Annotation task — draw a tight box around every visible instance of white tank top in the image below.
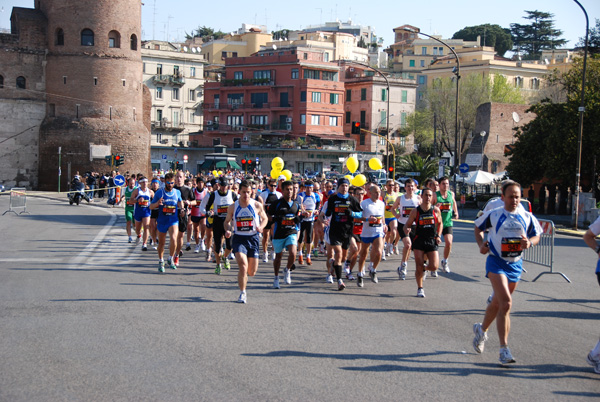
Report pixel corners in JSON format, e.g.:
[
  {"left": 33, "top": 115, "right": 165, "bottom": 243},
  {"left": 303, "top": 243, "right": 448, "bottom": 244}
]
[
  {"left": 399, "top": 194, "right": 420, "bottom": 225},
  {"left": 232, "top": 200, "right": 260, "bottom": 236},
  {"left": 213, "top": 190, "right": 235, "bottom": 219}
]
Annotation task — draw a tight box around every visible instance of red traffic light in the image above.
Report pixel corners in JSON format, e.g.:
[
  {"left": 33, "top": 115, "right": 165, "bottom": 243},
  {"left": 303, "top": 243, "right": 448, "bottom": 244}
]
[
  {"left": 388, "top": 166, "right": 394, "bottom": 172},
  {"left": 241, "top": 159, "right": 246, "bottom": 164},
  {"left": 115, "top": 155, "right": 121, "bottom": 161},
  {"left": 354, "top": 122, "right": 360, "bottom": 128}
]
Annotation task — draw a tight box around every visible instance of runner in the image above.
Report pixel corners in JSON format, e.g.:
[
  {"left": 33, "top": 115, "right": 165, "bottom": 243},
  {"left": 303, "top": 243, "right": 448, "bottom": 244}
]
[
  {"left": 224, "top": 180, "right": 268, "bottom": 303},
  {"left": 403, "top": 187, "right": 443, "bottom": 298},
  {"left": 435, "top": 176, "right": 459, "bottom": 273},
  {"left": 190, "top": 176, "right": 209, "bottom": 253},
  {"left": 203, "top": 180, "right": 216, "bottom": 262},
  {"left": 472, "top": 180, "right": 541, "bottom": 365},
  {"left": 173, "top": 171, "right": 196, "bottom": 267},
  {"left": 320, "top": 178, "right": 362, "bottom": 291},
  {"left": 199, "top": 176, "right": 238, "bottom": 274},
  {"left": 259, "top": 179, "right": 282, "bottom": 263},
  {"left": 357, "top": 184, "right": 386, "bottom": 287},
  {"left": 123, "top": 177, "right": 137, "bottom": 243},
  {"left": 343, "top": 186, "right": 366, "bottom": 281},
  {"left": 128, "top": 177, "right": 154, "bottom": 251},
  {"left": 383, "top": 179, "right": 400, "bottom": 260},
  {"left": 268, "top": 180, "right": 302, "bottom": 288},
  {"left": 149, "top": 178, "right": 160, "bottom": 249},
  {"left": 297, "top": 180, "right": 320, "bottom": 266},
  {"left": 394, "top": 179, "right": 421, "bottom": 280},
  {"left": 149, "top": 172, "right": 184, "bottom": 272},
  {"left": 583, "top": 215, "right": 600, "bottom": 374}
]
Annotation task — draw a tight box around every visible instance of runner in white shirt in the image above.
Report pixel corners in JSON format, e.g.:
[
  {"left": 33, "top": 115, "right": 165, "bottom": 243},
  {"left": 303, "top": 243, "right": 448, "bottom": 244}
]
[
  {"left": 356, "top": 185, "right": 387, "bottom": 288},
  {"left": 472, "top": 180, "right": 542, "bottom": 365},
  {"left": 393, "top": 179, "right": 421, "bottom": 280},
  {"left": 583, "top": 215, "right": 600, "bottom": 374}
]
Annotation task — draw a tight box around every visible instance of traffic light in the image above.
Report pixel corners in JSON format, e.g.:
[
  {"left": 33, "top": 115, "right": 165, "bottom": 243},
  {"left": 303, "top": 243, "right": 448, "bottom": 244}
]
[
  {"left": 351, "top": 121, "right": 361, "bottom": 134},
  {"left": 115, "top": 154, "right": 124, "bottom": 166},
  {"left": 105, "top": 155, "right": 114, "bottom": 166}
]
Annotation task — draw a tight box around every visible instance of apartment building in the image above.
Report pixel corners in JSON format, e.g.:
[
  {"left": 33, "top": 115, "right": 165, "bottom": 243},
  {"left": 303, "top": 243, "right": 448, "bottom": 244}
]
[{"left": 200, "top": 24, "right": 272, "bottom": 66}]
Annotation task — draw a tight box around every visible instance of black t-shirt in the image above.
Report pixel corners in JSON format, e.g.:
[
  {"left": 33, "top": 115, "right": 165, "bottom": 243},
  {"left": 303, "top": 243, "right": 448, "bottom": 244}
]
[
  {"left": 175, "top": 185, "right": 195, "bottom": 212},
  {"left": 269, "top": 198, "right": 301, "bottom": 239},
  {"left": 325, "top": 193, "right": 362, "bottom": 234}
]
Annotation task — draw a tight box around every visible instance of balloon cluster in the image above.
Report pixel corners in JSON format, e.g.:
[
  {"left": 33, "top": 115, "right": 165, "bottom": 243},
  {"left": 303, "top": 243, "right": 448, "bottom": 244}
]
[{"left": 270, "top": 157, "right": 292, "bottom": 180}]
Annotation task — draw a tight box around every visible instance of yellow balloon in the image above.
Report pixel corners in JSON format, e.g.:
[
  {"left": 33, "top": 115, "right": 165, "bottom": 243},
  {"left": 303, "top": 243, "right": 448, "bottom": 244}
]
[
  {"left": 218, "top": 170, "right": 223, "bottom": 176},
  {"left": 352, "top": 174, "right": 367, "bottom": 187},
  {"left": 271, "top": 168, "right": 282, "bottom": 179},
  {"left": 271, "top": 157, "right": 284, "bottom": 171},
  {"left": 281, "top": 169, "right": 292, "bottom": 181},
  {"left": 345, "top": 175, "right": 353, "bottom": 182},
  {"left": 346, "top": 156, "right": 359, "bottom": 173},
  {"left": 212, "top": 170, "right": 218, "bottom": 177},
  {"left": 368, "top": 158, "right": 383, "bottom": 171}
]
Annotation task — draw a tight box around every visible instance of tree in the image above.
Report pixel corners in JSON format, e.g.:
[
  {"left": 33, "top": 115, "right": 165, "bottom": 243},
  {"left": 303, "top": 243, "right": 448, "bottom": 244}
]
[
  {"left": 491, "top": 75, "right": 525, "bottom": 104},
  {"left": 576, "top": 18, "right": 600, "bottom": 56},
  {"left": 452, "top": 24, "right": 513, "bottom": 57},
  {"left": 510, "top": 10, "right": 567, "bottom": 59},
  {"left": 272, "top": 29, "right": 290, "bottom": 41},
  {"left": 507, "top": 56, "right": 600, "bottom": 187},
  {"left": 396, "top": 154, "right": 440, "bottom": 180},
  {"left": 185, "top": 26, "right": 226, "bottom": 42}
]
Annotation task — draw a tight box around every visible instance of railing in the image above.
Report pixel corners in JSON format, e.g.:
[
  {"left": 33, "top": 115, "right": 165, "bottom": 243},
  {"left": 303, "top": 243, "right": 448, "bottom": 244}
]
[
  {"left": 202, "top": 102, "right": 293, "bottom": 110},
  {"left": 152, "top": 74, "right": 185, "bottom": 86},
  {"left": 205, "top": 123, "right": 292, "bottom": 132},
  {"left": 220, "top": 78, "right": 274, "bottom": 87}
]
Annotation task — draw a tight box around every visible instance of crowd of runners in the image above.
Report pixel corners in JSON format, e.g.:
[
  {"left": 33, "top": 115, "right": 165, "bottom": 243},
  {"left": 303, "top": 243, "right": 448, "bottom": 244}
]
[{"left": 102, "top": 168, "right": 600, "bottom": 371}]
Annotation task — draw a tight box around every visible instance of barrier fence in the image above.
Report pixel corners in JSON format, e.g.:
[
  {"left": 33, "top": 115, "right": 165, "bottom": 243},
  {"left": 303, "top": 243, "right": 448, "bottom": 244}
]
[
  {"left": 2, "top": 188, "right": 30, "bottom": 216},
  {"left": 527, "top": 219, "right": 570, "bottom": 283}
]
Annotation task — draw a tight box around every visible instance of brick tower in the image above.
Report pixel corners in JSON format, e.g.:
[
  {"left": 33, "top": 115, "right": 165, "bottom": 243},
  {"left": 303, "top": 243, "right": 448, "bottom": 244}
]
[{"left": 38, "top": 0, "right": 151, "bottom": 189}]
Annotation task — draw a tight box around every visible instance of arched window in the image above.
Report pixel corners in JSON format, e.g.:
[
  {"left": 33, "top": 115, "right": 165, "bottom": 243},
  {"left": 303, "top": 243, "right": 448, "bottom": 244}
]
[
  {"left": 0, "top": 75, "right": 4, "bottom": 88},
  {"left": 130, "top": 34, "right": 138, "bottom": 51},
  {"left": 16, "top": 76, "right": 26, "bottom": 89},
  {"left": 81, "top": 29, "right": 94, "bottom": 46},
  {"left": 108, "top": 30, "right": 120, "bottom": 48},
  {"left": 55, "top": 28, "right": 64, "bottom": 46}
]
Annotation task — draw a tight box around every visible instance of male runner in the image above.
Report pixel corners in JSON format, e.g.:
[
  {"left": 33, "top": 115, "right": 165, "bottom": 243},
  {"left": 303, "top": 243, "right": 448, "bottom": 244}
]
[
  {"left": 343, "top": 186, "right": 366, "bottom": 281},
  {"left": 394, "top": 179, "right": 421, "bottom": 280},
  {"left": 297, "top": 180, "right": 320, "bottom": 266},
  {"left": 583, "top": 215, "right": 600, "bottom": 374},
  {"left": 357, "top": 184, "right": 386, "bottom": 287},
  {"left": 191, "top": 176, "right": 209, "bottom": 253},
  {"left": 472, "top": 181, "right": 541, "bottom": 365},
  {"left": 124, "top": 177, "right": 137, "bottom": 243},
  {"left": 224, "top": 180, "right": 268, "bottom": 303},
  {"left": 128, "top": 177, "right": 154, "bottom": 251},
  {"left": 149, "top": 178, "right": 160, "bottom": 249},
  {"left": 259, "top": 179, "right": 282, "bottom": 263},
  {"left": 436, "top": 176, "right": 459, "bottom": 273},
  {"left": 173, "top": 170, "right": 196, "bottom": 266},
  {"left": 383, "top": 179, "right": 400, "bottom": 258}
]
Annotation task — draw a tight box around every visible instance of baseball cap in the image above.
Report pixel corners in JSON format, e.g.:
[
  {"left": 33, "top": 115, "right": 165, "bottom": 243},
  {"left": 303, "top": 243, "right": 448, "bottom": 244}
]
[
  {"left": 278, "top": 175, "right": 286, "bottom": 181},
  {"left": 218, "top": 176, "right": 229, "bottom": 186},
  {"left": 338, "top": 177, "right": 350, "bottom": 185}
]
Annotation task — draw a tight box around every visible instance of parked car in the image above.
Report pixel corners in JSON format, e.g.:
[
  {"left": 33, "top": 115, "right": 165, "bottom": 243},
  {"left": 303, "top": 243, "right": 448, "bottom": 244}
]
[
  {"left": 325, "top": 171, "right": 340, "bottom": 180},
  {"left": 477, "top": 196, "right": 533, "bottom": 218}
]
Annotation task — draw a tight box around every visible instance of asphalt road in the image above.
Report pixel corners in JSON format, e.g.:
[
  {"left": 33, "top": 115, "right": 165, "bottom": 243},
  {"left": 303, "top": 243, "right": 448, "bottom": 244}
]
[{"left": 1, "top": 194, "right": 599, "bottom": 401}]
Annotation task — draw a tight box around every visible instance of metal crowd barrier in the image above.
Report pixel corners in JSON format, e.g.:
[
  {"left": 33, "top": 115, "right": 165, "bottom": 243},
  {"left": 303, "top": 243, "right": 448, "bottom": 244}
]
[
  {"left": 528, "top": 219, "right": 570, "bottom": 283},
  {"left": 2, "top": 188, "right": 30, "bottom": 216}
]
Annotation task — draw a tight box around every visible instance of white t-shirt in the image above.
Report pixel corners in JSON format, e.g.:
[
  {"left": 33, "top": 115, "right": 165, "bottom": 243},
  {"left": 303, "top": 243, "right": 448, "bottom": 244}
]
[
  {"left": 398, "top": 194, "right": 420, "bottom": 225},
  {"left": 484, "top": 197, "right": 526, "bottom": 213},
  {"left": 475, "top": 207, "right": 542, "bottom": 262},
  {"left": 360, "top": 198, "right": 386, "bottom": 238},
  {"left": 589, "top": 215, "right": 600, "bottom": 236}
]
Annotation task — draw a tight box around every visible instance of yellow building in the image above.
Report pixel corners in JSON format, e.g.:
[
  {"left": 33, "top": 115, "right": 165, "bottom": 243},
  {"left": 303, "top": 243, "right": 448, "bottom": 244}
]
[{"left": 200, "top": 25, "right": 272, "bottom": 65}]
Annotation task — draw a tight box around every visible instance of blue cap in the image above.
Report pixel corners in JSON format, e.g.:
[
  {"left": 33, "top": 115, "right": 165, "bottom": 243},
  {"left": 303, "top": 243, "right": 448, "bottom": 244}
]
[{"left": 338, "top": 178, "right": 350, "bottom": 185}]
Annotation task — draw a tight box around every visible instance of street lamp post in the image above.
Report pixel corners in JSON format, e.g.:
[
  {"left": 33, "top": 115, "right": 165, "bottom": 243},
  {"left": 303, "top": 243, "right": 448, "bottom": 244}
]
[
  {"left": 573, "top": 0, "right": 589, "bottom": 229},
  {"left": 375, "top": 114, "right": 394, "bottom": 156},
  {"left": 403, "top": 28, "right": 460, "bottom": 190}
]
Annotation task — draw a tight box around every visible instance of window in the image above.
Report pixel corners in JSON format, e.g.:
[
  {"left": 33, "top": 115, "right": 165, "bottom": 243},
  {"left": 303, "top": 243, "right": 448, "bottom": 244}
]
[
  {"left": 130, "top": 34, "right": 137, "bottom": 50},
  {"left": 345, "top": 111, "right": 351, "bottom": 124},
  {"left": 173, "top": 111, "right": 180, "bottom": 127},
  {"left": 515, "top": 76, "right": 523, "bottom": 88},
  {"left": 157, "top": 64, "right": 162, "bottom": 75},
  {"left": 409, "top": 59, "right": 415, "bottom": 67},
  {"left": 420, "top": 60, "right": 425, "bottom": 67},
  {"left": 421, "top": 47, "right": 427, "bottom": 55},
  {"left": 221, "top": 51, "right": 227, "bottom": 60},
  {"left": 232, "top": 52, "right": 238, "bottom": 58},
  {"left": 234, "top": 71, "right": 243, "bottom": 80},
  {"left": 291, "top": 68, "right": 299, "bottom": 79},
  {"left": 63, "top": 76, "right": 67, "bottom": 84},
  {"left": 156, "top": 87, "right": 163, "bottom": 99},
  {"left": 55, "top": 28, "right": 64, "bottom": 46},
  {"left": 0, "top": 75, "right": 4, "bottom": 88},
  {"left": 303, "top": 69, "right": 320, "bottom": 80},
  {"left": 322, "top": 71, "right": 337, "bottom": 81},
  {"left": 400, "top": 136, "right": 405, "bottom": 147},
  {"left": 16, "top": 76, "right": 26, "bottom": 89},
  {"left": 173, "top": 65, "right": 180, "bottom": 76},
  {"left": 227, "top": 115, "right": 243, "bottom": 128},
  {"left": 360, "top": 110, "right": 366, "bottom": 125},
  {"left": 189, "top": 89, "right": 195, "bottom": 102},
  {"left": 172, "top": 88, "right": 179, "bottom": 100},
  {"left": 303, "top": 53, "right": 308, "bottom": 59},
  {"left": 360, "top": 88, "right": 367, "bottom": 101},
  {"left": 401, "top": 90, "right": 408, "bottom": 103},
  {"left": 250, "top": 115, "right": 268, "bottom": 125},
  {"left": 227, "top": 93, "right": 244, "bottom": 106},
  {"left": 156, "top": 109, "right": 163, "bottom": 121},
  {"left": 330, "top": 93, "right": 339, "bottom": 104},
  {"left": 401, "top": 112, "right": 407, "bottom": 128},
  {"left": 81, "top": 29, "right": 94, "bottom": 46},
  {"left": 329, "top": 116, "right": 338, "bottom": 126},
  {"left": 300, "top": 114, "right": 306, "bottom": 125},
  {"left": 311, "top": 115, "right": 320, "bottom": 125},
  {"left": 346, "top": 89, "right": 352, "bottom": 102},
  {"left": 439, "top": 47, "right": 443, "bottom": 55},
  {"left": 324, "top": 52, "right": 330, "bottom": 62},
  {"left": 311, "top": 92, "right": 321, "bottom": 103},
  {"left": 300, "top": 91, "right": 306, "bottom": 102},
  {"left": 433, "top": 47, "right": 438, "bottom": 55},
  {"left": 418, "top": 76, "right": 426, "bottom": 85},
  {"left": 188, "top": 111, "right": 195, "bottom": 124},
  {"left": 250, "top": 92, "right": 268, "bottom": 107},
  {"left": 190, "top": 67, "right": 196, "bottom": 77},
  {"left": 531, "top": 77, "right": 540, "bottom": 90},
  {"left": 360, "top": 132, "right": 365, "bottom": 145},
  {"left": 253, "top": 70, "right": 271, "bottom": 80},
  {"left": 108, "top": 30, "right": 120, "bottom": 48},
  {"left": 381, "top": 88, "right": 387, "bottom": 101}
]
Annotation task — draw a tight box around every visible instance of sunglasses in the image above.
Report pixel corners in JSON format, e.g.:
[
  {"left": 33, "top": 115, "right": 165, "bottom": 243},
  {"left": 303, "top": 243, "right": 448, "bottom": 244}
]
[
  {"left": 269, "top": 184, "right": 276, "bottom": 188},
  {"left": 251, "top": 187, "right": 257, "bottom": 190},
  {"left": 165, "top": 181, "right": 174, "bottom": 184}
]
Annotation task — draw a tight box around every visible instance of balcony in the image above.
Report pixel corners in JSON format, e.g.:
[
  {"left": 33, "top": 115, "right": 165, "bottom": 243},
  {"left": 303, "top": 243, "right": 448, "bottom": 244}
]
[
  {"left": 220, "top": 78, "right": 274, "bottom": 87},
  {"left": 153, "top": 120, "right": 185, "bottom": 132},
  {"left": 152, "top": 74, "right": 185, "bottom": 86},
  {"left": 202, "top": 101, "right": 293, "bottom": 111},
  {"left": 205, "top": 123, "right": 292, "bottom": 133}
]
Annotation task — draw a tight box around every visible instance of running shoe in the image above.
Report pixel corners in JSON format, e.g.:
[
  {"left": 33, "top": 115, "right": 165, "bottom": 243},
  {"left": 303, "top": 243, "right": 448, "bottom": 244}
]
[
  {"left": 128, "top": 236, "right": 133, "bottom": 243},
  {"left": 431, "top": 270, "right": 438, "bottom": 278},
  {"left": 313, "top": 249, "right": 319, "bottom": 258},
  {"left": 327, "top": 258, "right": 334, "bottom": 271},
  {"left": 343, "top": 262, "right": 351, "bottom": 276},
  {"left": 153, "top": 244, "right": 158, "bottom": 250},
  {"left": 357, "top": 275, "right": 364, "bottom": 287},
  {"left": 395, "top": 245, "right": 400, "bottom": 255},
  {"left": 472, "top": 323, "right": 488, "bottom": 353},
  {"left": 158, "top": 261, "right": 165, "bottom": 273},
  {"left": 416, "top": 288, "right": 425, "bottom": 298},
  {"left": 586, "top": 352, "right": 600, "bottom": 374},
  {"left": 319, "top": 242, "right": 325, "bottom": 254},
  {"left": 289, "top": 263, "right": 296, "bottom": 271},
  {"left": 194, "top": 244, "right": 201, "bottom": 253},
  {"left": 284, "top": 268, "right": 291, "bottom": 285},
  {"left": 326, "top": 275, "right": 334, "bottom": 283},
  {"left": 136, "top": 236, "right": 141, "bottom": 245},
  {"left": 229, "top": 253, "right": 235, "bottom": 260},
  {"left": 442, "top": 259, "right": 451, "bottom": 273},
  {"left": 169, "top": 259, "right": 177, "bottom": 270},
  {"left": 142, "top": 244, "right": 148, "bottom": 251},
  {"left": 223, "top": 259, "right": 231, "bottom": 270},
  {"left": 422, "top": 270, "right": 427, "bottom": 280},
  {"left": 306, "top": 256, "right": 312, "bottom": 265},
  {"left": 272, "top": 251, "right": 276, "bottom": 260},
  {"left": 201, "top": 241, "right": 206, "bottom": 251},
  {"left": 215, "top": 263, "right": 222, "bottom": 275},
  {"left": 369, "top": 270, "right": 378, "bottom": 283},
  {"left": 185, "top": 243, "right": 192, "bottom": 251},
  {"left": 499, "top": 347, "right": 516, "bottom": 365},
  {"left": 263, "top": 252, "right": 269, "bottom": 263},
  {"left": 397, "top": 265, "right": 407, "bottom": 281},
  {"left": 273, "top": 276, "right": 280, "bottom": 289},
  {"left": 338, "top": 279, "right": 346, "bottom": 291},
  {"left": 237, "top": 291, "right": 247, "bottom": 304},
  {"left": 298, "top": 254, "right": 304, "bottom": 265},
  {"left": 148, "top": 238, "right": 153, "bottom": 245},
  {"left": 346, "top": 272, "right": 356, "bottom": 281},
  {"left": 381, "top": 250, "right": 387, "bottom": 261},
  {"left": 179, "top": 250, "right": 183, "bottom": 257},
  {"left": 173, "top": 256, "right": 179, "bottom": 267}
]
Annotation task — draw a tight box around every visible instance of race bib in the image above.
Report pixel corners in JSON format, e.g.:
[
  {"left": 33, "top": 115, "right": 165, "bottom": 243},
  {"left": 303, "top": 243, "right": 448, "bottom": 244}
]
[
  {"left": 282, "top": 213, "right": 296, "bottom": 228},
  {"left": 439, "top": 202, "right": 451, "bottom": 212},
  {"left": 236, "top": 216, "right": 254, "bottom": 232},
  {"left": 162, "top": 205, "right": 176, "bottom": 216},
  {"left": 402, "top": 207, "right": 414, "bottom": 217},
  {"left": 217, "top": 205, "right": 229, "bottom": 218},
  {"left": 138, "top": 199, "right": 149, "bottom": 207},
  {"left": 501, "top": 237, "right": 522, "bottom": 258},
  {"left": 369, "top": 215, "right": 383, "bottom": 227}
]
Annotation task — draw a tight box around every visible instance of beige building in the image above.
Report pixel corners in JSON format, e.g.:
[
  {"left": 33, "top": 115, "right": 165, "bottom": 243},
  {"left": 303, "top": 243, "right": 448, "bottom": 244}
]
[
  {"left": 200, "top": 24, "right": 272, "bottom": 66},
  {"left": 142, "top": 40, "right": 207, "bottom": 147}
]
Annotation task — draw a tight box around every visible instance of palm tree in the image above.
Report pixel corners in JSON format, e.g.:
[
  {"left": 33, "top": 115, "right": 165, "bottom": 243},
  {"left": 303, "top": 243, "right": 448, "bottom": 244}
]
[{"left": 396, "top": 154, "right": 440, "bottom": 180}]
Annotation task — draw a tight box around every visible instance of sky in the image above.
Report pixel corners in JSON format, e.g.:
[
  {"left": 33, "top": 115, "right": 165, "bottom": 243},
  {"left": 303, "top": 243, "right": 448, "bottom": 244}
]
[{"left": 1, "top": 0, "right": 598, "bottom": 49}]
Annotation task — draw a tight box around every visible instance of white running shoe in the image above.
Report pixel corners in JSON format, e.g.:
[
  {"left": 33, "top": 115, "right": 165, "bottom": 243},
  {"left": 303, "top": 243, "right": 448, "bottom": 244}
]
[
  {"left": 136, "top": 236, "right": 141, "bottom": 245},
  {"left": 194, "top": 244, "right": 201, "bottom": 253},
  {"left": 272, "top": 251, "right": 276, "bottom": 260},
  {"left": 397, "top": 266, "right": 406, "bottom": 280},
  {"left": 284, "top": 268, "right": 291, "bottom": 285},
  {"left": 343, "top": 261, "right": 351, "bottom": 276},
  {"left": 326, "top": 275, "right": 334, "bottom": 283},
  {"left": 442, "top": 259, "right": 451, "bottom": 273},
  {"left": 431, "top": 270, "right": 438, "bottom": 278},
  {"left": 416, "top": 288, "right": 425, "bottom": 298},
  {"left": 472, "top": 323, "right": 488, "bottom": 353},
  {"left": 382, "top": 250, "right": 387, "bottom": 261},
  {"left": 499, "top": 347, "right": 516, "bottom": 365},
  {"left": 586, "top": 352, "right": 600, "bottom": 374},
  {"left": 237, "top": 291, "right": 247, "bottom": 304},
  {"left": 263, "top": 252, "right": 269, "bottom": 263},
  {"left": 200, "top": 241, "right": 206, "bottom": 251},
  {"left": 346, "top": 272, "right": 356, "bottom": 281},
  {"left": 273, "top": 276, "right": 280, "bottom": 289}
]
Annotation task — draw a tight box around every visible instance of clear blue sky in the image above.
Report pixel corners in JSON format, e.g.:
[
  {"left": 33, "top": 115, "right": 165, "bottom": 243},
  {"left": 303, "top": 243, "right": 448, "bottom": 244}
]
[{"left": 1, "top": 0, "right": 598, "bottom": 49}]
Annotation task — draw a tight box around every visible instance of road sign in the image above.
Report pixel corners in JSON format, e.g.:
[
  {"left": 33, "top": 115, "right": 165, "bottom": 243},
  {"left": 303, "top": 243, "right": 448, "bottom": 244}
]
[
  {"left": 113, "top": 175, "right": 125, "bottom": 187},
  {"left": 405, "top": 172, "right": 421, "bottom": 177},
  {"left": 459, "top": 163, "right": 469, "bottom": 174},
  {"left": 183, "top": 154, "right": 188, "bottom": 162},
  {"left": 438, "top": 160, "right": 446, "bottom": 178},
  {"left": 162, "top": 154, "right": 167, "bottom": 160}
]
